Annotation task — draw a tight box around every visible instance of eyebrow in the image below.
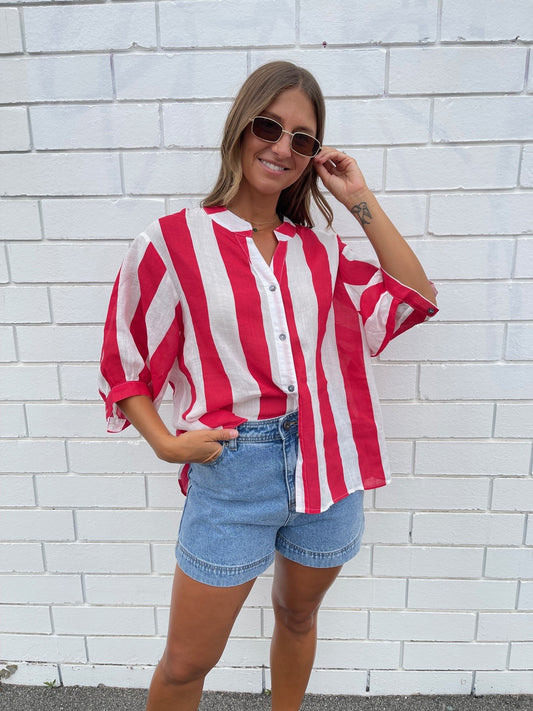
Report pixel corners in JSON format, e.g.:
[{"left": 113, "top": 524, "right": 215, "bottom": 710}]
[{"left": 261, "top": 110, "right": 316, "bottom": 136}]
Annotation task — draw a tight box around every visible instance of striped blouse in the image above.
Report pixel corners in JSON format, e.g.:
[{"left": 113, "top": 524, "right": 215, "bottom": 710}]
[{"left": 99, "top": 206, "right": 437, "bottom": 513}]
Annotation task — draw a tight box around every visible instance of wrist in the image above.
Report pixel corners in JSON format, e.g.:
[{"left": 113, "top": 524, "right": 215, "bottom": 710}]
[
  {"left": 153, "top": 431, "right": 181, "bottom": 462},
  {"left": 342, "top": 186, "right": 373, "bottom": 212}
]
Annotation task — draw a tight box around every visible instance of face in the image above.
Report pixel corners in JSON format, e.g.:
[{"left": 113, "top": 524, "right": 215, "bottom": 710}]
[{"left": 237, "top": 87, "right": 318, "bottom": 202}]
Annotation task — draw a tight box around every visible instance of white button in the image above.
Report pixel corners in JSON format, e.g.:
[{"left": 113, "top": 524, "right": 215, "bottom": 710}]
[{"left": 279, "top": 334, "right": 286, "bottom": 341}]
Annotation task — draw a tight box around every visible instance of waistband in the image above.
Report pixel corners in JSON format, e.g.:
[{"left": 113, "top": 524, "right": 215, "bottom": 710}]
[{"left": 232, "top": 411, "right": 299, "bottom": 442}]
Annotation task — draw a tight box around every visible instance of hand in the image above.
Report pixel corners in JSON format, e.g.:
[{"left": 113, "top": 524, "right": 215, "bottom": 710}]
[
  {"left": 156, "top": 428, "right": 239, "bottom": 464},
  {"left": 313, "top": 147, "right": 369, "bottom": 207}
]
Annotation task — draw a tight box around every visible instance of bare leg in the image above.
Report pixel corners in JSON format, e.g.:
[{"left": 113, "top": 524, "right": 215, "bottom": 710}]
[
  {"left": 146, "top": 565, "right": 255, "bottom": 711},
  {"left": 270, "top": 553, "right": 342, "bottom": 711}
]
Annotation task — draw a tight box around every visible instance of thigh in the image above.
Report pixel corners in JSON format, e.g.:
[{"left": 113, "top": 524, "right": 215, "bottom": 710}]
[
  {"left": 163, "top": 564, "right": 255, "bottom": 671},
  {"left": 271, "top": 552, "right": 341, "bottom": 619}
]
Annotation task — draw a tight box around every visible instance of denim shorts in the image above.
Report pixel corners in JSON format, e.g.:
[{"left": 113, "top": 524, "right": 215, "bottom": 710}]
[{"left": 176, "top": 411, "right": 365, "bottom": 587}]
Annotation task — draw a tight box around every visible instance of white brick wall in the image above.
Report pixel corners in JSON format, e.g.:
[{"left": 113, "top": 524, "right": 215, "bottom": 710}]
[{"left": 0, "top": 0, "right": 531, "bottom": 698}]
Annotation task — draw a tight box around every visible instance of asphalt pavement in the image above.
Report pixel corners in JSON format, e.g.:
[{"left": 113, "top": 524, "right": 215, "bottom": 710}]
[{"left": 0, "top": 687, "right": 532, "bottom": 711}]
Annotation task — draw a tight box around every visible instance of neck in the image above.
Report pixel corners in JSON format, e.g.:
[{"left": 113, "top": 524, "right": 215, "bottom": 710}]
[{"left": 228, "top": 185, "right": 281, "bottom": 226}]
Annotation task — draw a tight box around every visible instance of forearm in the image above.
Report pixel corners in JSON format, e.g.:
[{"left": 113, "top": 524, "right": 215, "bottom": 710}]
[
  {"left": 117, "top": 395, "right": 175, "bottom": 460},
  {"left": 344, "top": 188, "right": 437, "bottom": 305}
]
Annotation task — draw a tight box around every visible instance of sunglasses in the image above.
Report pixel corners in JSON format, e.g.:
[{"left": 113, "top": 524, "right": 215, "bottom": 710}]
[{"left": 249, "top": 116, "right": 321, "bottom": 158}]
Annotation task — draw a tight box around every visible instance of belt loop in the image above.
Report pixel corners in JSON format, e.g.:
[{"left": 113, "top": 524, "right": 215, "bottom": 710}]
[{"left": 227, "top": 437, "right": 238, "bottom": 451}]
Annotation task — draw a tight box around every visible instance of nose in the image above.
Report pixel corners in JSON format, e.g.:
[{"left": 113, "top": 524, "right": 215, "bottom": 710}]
[{"left": 271, "top": 131, "right": 292, "bottom": 158}]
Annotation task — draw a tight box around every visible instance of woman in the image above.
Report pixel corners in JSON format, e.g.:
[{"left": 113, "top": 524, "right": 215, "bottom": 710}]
[{"left": 99, "top": 61, "right": 437, "bottom": 711}]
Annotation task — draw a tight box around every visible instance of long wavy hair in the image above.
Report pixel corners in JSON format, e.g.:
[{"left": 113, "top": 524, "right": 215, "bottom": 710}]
[{"left": 202, "top": 61, "right": 333, "bottom": 229}]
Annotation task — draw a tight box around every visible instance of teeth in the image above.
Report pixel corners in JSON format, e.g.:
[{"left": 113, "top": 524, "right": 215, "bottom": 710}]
[{"left": 260, "top": 159, "right": 285, "bottom": 172}]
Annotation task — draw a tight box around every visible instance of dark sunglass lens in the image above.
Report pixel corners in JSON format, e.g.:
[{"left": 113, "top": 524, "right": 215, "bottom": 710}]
[
  {"left": 254, "top": 117, "right": 282, "bottom": 141},
  {"left": 292, "top": 133, "right": 319, "bottom": 156}
]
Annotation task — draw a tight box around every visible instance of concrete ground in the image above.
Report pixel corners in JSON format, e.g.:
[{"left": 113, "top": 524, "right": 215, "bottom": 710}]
[{"left": 0, "top": 687, "right": 532, "bottom": 711}]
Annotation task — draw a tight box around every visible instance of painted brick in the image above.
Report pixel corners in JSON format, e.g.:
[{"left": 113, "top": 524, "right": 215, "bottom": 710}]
[
  {"left": 0, "top": 510, "right": 74, "bottom": 542},
  {"left": 0, "top": 8, "right": 22, "bottom": 53},
  {"left": 371, "top": 364, "right": 417, "bottom": 400},
  {"left": 0, "top": 403, "right": 26, "bottom": 436},
  {"left": 510, "top": 643, "right": 533, "bottom": 669},
  {"left": 60, "top": 364, "right": 103, "bottom": 401},
  {"left": 492, "top": 479, "right": 533, "bottom": 512},
  {"left": 31, "top": 104, "right": 160, "bottom": 150},
  {"left": 485, "top": 548, "right": 533, "bottom": 580},
  {"left": 163, "top": 101, "right": 231, "bottom": 149},
  {"left": 387, "top": 145, "right": 520, "bottom": 191},
  {"left": 372, "top": 546, "right": 484, "bottom": 579},
  {"left": 441, "top": 0, "right": 533, "bottom": 42},
  {"left": 370, "top": 670, "right": 472, "bottom": 695},
  {"left": 251, "top": 48, "right": 386, "bottom": 97},
  {"left": 408, "top": 580, "right": 518, "bottom": 611},
  {"left": 381, "top": 403, "right": 493, "bottom": 439},
  {"left": 151, "top": 543, "right": 176, "bottom": 574},
  {"left": 412, "top": 513, "right": 525, "bottom": 546},
  {"left": 379, "top": 323, "right": 505, "bottom": 362},
  {"left": 506, "top": 323, "right": 533, "bottom": 360},
  {"left": 375, "top": 478, "right": 489, "bottom": 512},
  {"left": 313, "top": 640, "right": 400, "bottom": 670},
  {"left": 59, "top": 663, "right": 153, "bottom": 689},
  {"left": 430, "top": 192, "right": 533, "bottom": 236},
  {"left": 16, "top": 325, "right": 102, "bottom": 362},
  {"left": 0, "top": 107, "right": 29, "bottom": 151},
  {"left": 0, "top": 286, "right": 50, "bottom": 323},
  {"left": 0, "top": 365, "right": 60, "bottom": 400},
  {"left": 404, "top": 641, "right": 508, "bottom": 670},
  {"left": 0, "top": 199, "right": 41, "bottom": 239},
  {"left": 521, "top": 145, "right": 533, "bottom": 187},
  {"left": 68, "top": 441, "right": 176, "bottom": 474},
  {"left": 123, "top": 150, "right": 220, "bottom": 195},
  {"left": 0, "top": 326, "right": 16, "bottom": 361},
  {"left": 362, "top": 512, "right": 411, "bottom": 544},
  {"left": 478, "top": 613, "right": 533, "bottom": 642},
  {"left": 390, "top": 47, "right": 526, "bottom": 94},
  {"left": 0, "top": 440, "right": 67, "bottom": 474},
  {"left": 0, "top": 244, "right": 8, "bottom": 282},
  {"left": 370, "top": 611, "right": 475, "bottom": 641},
  {"left": 0, "top": 152, "right": 122, "bottom": 197},
  {"left": 204, "top": 667, "right": 262, "bottom": 693},
  {"left": 0, "top": 663, "right": 60, "bottom": 688},
  {"left": 519, "top": 582, "right": 533, "bottom": 610},
  {"left": 26, "top": 404, "right": 106, "bottom": 438},
  {"left": 326, "top": 98, "right": 430, "bottom": 145},
  {"left": 24, "top": 3, "right": 156, "bottom": 52},
  {"left": 146, "top": 476, "right": 183, "bottom": 509},
  {"left": 0, "top": 55, "right": 113, "bottom": 103},
  {"left": 0, "top": 574, "right": 82, "bottom": 604},
  {"left": 420, "top": 364, "right": 532, "bottom": 401},
  {"left": 76, "top": 510, "right": 179, "bottom": 542},
  {"left": 415, "top": 441, "right": 531, "bottom": 476},
  {"left": 338, "top": 546, "right": 372, "bottom": 577},
  {"left": 323, "top": 578, "right": 406, "bottom": 610},
  {"left": 305, "top": 668, "right": 367, "bottom": 695},
  {"left": 53, "top": 606, "right": 156, "bottom": 636},
  {"left": 0, "top": 634, "right": 86, "bottom": 663},
  {"left": 0, "top": 543, "right": 43, "bottom": 572},
  {"left": 85, "top": 575, "right": 172, "bottom": 605},
  {"left": 0, "top": 474, "right": 35, "bottom": 506},
  {"left": 430, "top": 281, "right": 531, "bottom": 322},
  {"left": 475, "top": 671, "right": 533, "bottom": 695},
  {"left": 45, "top": 543, "right": 151, "bottom": 574},
  {"left": 36, "top": 475, "right": 146, "bottom": 508},
  {"left": 411, "top": 239, "right": 515, "bottom": 281},
  {"left": 114, "top": 52, "right": 247, "bottom": 100},
  {"left": 41, "top": 198, "right": 165, "bottom": 240},
  {"left": 0, "top": 605, "right": 51, "bottom": 634},
  {"left": 160, "top": 0, "right": 295, "bottom": 48},
  {"left": 434, "top": 96, "right": 533, "bottom": 142},
  {"left": 300, "top": 0, "right": 438, "bottom": 44},
  {"left": 8, "top": 243, "right": 128, "bottom": 283}
]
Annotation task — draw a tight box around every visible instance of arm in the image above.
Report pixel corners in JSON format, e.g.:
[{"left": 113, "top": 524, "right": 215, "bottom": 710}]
[
  {"left": 314, "top": 148, "right": 437, "bottom": 306},
  {"left": 117, "top": 394, "right": 238, "bottom": 464}
]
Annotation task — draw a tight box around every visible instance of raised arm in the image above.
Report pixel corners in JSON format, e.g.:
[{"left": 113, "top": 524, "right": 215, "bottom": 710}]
[{"left": 314, "top": 148, "right": 437, "bottom": 306}]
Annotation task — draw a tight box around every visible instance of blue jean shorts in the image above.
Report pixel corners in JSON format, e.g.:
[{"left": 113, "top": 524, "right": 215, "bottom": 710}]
[{"left": 176, "top": 411, "right": 365, "bottom": 587}]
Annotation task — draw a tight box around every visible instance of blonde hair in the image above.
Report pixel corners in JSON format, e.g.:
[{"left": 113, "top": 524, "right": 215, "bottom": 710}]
[{"left": 202, "top": 61, "right": 333, "bottom": 229}]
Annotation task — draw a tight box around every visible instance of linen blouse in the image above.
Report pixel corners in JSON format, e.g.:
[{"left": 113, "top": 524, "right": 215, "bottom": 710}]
[{"left": 99, "top": 206, "right": 437, "bottom": 513}]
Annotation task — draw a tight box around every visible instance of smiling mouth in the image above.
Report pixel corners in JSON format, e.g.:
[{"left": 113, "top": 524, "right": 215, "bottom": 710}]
[{"left": 259, "top": 159, "right": 288, "bottom": 173}]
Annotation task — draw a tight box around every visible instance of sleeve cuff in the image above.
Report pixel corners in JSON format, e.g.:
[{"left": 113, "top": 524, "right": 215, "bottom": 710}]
[
  {"left": 104, "top": 381, "right": 153, "bottom": 433},
  {"left": 382, "top": 270, "right": 439, "bottom": 318}
]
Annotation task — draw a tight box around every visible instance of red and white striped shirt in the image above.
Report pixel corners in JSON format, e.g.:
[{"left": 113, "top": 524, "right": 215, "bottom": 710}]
[{"left": 99, "top": 206, "right": 437, "bottom": 513}]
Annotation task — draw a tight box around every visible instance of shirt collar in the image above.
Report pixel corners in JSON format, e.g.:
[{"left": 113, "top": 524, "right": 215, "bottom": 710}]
[{"left": 204, "top": 206, "right": 299, "bottom": 242}]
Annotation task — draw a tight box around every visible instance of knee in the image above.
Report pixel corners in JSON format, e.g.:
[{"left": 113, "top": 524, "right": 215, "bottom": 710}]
[
  {"left": 159, "top": 648, "right": 215, "bottom": 687},
  {"left": 272, "top": 598, "right": 319, "bottom": 636}
]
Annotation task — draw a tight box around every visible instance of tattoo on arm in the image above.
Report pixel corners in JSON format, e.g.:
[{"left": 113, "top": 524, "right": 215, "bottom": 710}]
[{"left": 350, "top": 201, "right": 372, "bottom": 226}]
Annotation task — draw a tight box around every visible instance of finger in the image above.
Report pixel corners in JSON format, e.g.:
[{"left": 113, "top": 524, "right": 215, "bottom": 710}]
[{"left": 205, "top": 428, "right": 239, "bottom": 441}]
